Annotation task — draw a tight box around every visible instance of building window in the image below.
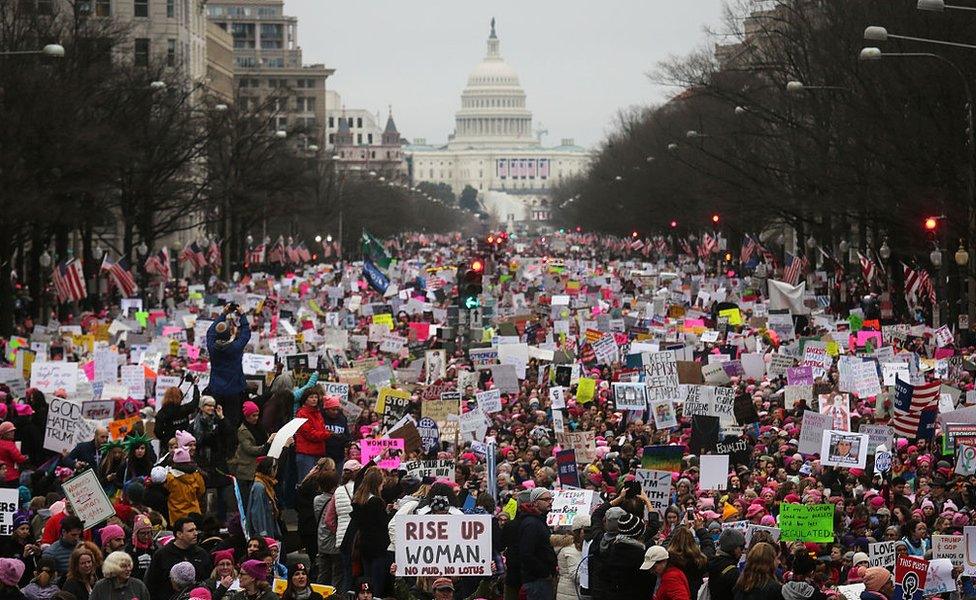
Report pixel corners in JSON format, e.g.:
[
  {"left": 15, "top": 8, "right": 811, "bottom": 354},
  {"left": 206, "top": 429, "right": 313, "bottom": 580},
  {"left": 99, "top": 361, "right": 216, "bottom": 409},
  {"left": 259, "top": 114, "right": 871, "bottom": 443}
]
[
  {"left": 367, "top": 133, "right": 373, "bottom": 144},
  {"left": 371, "top": 151, "right": 376, "bottom": 159},
  {"left": 328, "top": 116, "right": 334, "bottom": 127},
  {"left": 134, "top": 0, "right": 147, "bottom": 16},
  {"left": 166, "top": 0, "right": 173, "bottom": 16},
  {"left": 166, "top": 38, "right": 176, "bottom": 66},
  {"left": 356, "top": 133, "right": 362, "bottom": 144},
  {"left": 266, "top": 57, "right": 284, "bottom": 68},
  {"left": 134, "top": 38, "right": 149, "bottom": 65},
  {"left": 328, "top": 133, "right": 335, "bottom": 144},
  {"left": 95, "top": 0, "right": 110, "bottom": 15}
]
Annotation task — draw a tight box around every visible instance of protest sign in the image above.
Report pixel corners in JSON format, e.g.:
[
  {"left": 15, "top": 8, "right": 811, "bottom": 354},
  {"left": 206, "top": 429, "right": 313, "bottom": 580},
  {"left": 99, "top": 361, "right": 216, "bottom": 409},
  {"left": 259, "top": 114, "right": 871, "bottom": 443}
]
[
  {"left": 547, "top": 489, "right": 595, "bottom": 529},
  {"left": 120, "top": 364, "right": 146, "bottom": 399},
  {"left": 699, "top": 455, "right": 729, "bottom": 490},
  {"left": 468, "top": 348, "right": 498, "bottom": 368},
  {"left": 360, "top": 438, "right": 405, "bottom": 469},
  {"left": 893, "top": 555, "right": 928, "bottom": 600},
  {"left": 556, "top": 449, "right": 580, "bottom": 487},
  {"left": 475, "top": 389, "right": 502, "bottom": 414},
  {"left": 322, "top": 382, "right": 350, "bottom": 401},
  {"left": 933, "top": 534, "right": 964, "bottom": 566},
  {"left": 635, "top": 469, "right": 672, "bottom": 515},
  {"left": 44, "top": 398, "right": 83, "bottom": 454},
  {"left": 553, "top": 409, "right": 565, "bottom": 433},
  {"left": 651, "top": 399, "right": 678, "bottom": 429},
  {"left": 61, "top": 469, "right": 115, "bottom": 529},
  {"left": 0, "top": 489, "right": 17, "bottom": 535},
  {"left": 268, "top": 418, "right": 307, "bottom": 459},
  {"left": 394, "top": 514, "right": 492, "bottom": 577},
  {"left": 779, "top": 504, "right": 834, "bottom": 542},
  {"left": 925, "top": 559, "right": 955, "bottom": 595},
  {"left": 30, "top": 361, "right": 78, "bottom": 395},
  {"left": 859, "top": 424, "right": 893, "bottom": 456},
  {"left": 799, "top": 410, "right": 831, "bottom": 455},
  {"left": 417, "top": 417, "right": 440, "bottom": 453},
  {"left": 851, "top": 360, "right": 882, "bottom": 398},
  {"left": 107, "top": 415, "right": 140, "bottom": 440},
  {"left": 612, "top": 383, "right": 648, "bottom": 411},
  {"left": 837, "top": 585, "right": 865, "bottom": 600},
  {"left": 403, "top": 459, "right": 455, "bottom": 481},
  {"left": 549, "top": 386, "right": 566, "bottom": 409},
  {"left": 957, "top": 444, "right": 976, "bottom": 476},
  {"left": 558, "top": 431, "right": 596, "bottom": 463},
  {"left": 643, "top": 350, "right": 679, "bottom": 401},
  {"left": 80, "top": 399, "right": 114, "bottom": 421},
  {"left": 820, "top": 430, "right": 869, "bottom": 469},
  {"left": 787, "top": 366, "right": 814, "bottom": 386},
  {"left": 869, "top": 541, "right": 896, "bottom": 568},
  {"left": 242, "top": 353, "right": 275, "bottom": 375},
  {"left": 641, "top": 445, "right": 683, "bottom": 472}
]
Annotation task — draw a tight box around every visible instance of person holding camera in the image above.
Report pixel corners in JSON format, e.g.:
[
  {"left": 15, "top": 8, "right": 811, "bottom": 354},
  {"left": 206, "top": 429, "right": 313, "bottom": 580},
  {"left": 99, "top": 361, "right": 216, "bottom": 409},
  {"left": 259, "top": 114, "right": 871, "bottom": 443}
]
[{"left": 205, "top": 303, "right": 251, "bottom": 444}]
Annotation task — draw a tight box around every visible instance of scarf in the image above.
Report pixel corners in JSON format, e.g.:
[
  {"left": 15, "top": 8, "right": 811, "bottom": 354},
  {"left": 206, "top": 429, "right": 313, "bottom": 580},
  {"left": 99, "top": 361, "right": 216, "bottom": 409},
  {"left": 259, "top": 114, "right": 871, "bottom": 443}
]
[
  {"left": 293, "top": 588, "right": 312, "bottom": 600},
  {"left": 244, "top": 420, "right": 268, "bottom": 447},
  {"left": 255, "top": 472, "right": 279, "bottom": 517}
]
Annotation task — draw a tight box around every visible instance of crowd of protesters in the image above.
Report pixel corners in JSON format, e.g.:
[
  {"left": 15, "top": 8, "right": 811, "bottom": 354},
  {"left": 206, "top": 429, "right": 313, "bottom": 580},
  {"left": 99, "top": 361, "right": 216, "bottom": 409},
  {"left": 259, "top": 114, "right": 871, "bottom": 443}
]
[{"left": 0, "top": 231, "right": 966, "bottom": 600}]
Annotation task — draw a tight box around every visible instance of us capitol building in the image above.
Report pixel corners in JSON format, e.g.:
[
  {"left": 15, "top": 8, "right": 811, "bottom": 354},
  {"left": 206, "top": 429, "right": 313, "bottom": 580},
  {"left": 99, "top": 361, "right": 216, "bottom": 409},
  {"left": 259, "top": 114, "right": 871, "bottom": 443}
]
[{"left": 405, "top": 19, "right": 590, "bottom": 229}]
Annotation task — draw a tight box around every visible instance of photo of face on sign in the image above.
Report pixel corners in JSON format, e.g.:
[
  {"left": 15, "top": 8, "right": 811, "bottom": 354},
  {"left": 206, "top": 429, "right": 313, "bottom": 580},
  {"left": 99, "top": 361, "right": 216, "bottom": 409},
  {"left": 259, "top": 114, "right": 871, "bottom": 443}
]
[{"left": 820, "top": 430, "right": 869, "bottom": 469}]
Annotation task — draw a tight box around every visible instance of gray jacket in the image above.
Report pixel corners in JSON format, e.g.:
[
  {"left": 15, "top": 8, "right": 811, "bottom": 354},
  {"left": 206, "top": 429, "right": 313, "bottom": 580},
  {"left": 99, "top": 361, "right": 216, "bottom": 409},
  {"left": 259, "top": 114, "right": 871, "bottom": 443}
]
[{"left": 89, "top": 577, "right": 151, "bottom": 600}]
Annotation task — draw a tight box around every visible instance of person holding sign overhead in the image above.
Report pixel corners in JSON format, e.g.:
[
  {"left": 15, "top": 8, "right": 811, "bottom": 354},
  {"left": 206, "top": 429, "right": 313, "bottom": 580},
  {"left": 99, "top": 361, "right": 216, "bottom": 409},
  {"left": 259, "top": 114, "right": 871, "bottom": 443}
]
[{"left": 205, "top": 303, "right": 251, "bottom": 442}]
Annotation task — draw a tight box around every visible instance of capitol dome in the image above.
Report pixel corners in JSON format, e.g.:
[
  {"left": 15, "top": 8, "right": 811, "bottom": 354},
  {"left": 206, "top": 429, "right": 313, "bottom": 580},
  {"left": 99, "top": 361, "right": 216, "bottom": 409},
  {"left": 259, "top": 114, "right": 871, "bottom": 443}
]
[{"left": 448, "top": 19, "right": 540, "bottom": 150}]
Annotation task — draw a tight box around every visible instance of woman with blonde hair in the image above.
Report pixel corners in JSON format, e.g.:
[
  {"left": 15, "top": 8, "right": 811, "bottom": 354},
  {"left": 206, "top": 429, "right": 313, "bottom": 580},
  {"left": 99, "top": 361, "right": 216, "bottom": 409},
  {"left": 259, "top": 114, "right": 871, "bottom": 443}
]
[
  {"left": 667, "top": 526, "right": 708, "bottom": 600},
  {"left": 60, "top": 544, "right": 103, "bottom": 600},
  {"left": 734, "top": 542, "right": 782, "bottom": 600},
  {"left": 88, "top": 551, "right": 149, "bottom": 600}
]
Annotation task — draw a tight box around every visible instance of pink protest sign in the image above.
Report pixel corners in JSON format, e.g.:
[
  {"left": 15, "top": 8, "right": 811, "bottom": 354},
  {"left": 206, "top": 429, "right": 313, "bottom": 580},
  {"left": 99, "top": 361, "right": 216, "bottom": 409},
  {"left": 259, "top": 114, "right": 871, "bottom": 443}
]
[{"left": 360, "top": 438, "right": 405, "bottom": 469}]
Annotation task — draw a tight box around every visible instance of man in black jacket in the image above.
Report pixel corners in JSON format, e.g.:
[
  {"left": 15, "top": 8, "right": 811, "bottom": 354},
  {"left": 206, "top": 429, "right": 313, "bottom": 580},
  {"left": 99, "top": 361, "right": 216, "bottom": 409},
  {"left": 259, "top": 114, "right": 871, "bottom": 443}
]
[
  {"left": 707, "top": 529, "right": 745, "bottom": 600},
  {"left": 144, "top": 518, "right": 213, "bottom": 600},
  {"left": 518, "top": 488, "right": 557, "bottom": 600}
]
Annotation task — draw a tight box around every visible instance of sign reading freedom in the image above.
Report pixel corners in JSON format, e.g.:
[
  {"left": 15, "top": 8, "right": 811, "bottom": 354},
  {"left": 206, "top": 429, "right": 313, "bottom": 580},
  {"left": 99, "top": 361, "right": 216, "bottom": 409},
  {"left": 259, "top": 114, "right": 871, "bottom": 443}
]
[
  {"left": 394, "top": 514, "right": 492, "bottom": 577},
  {"left": 778, "top": 503, "right": 834, "bottom": 543}
]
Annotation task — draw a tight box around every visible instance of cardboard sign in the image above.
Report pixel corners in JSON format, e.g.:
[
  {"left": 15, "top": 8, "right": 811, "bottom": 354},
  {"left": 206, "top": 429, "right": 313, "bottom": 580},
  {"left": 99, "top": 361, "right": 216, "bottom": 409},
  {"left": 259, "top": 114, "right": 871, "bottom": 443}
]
[
  {"left": 779, "top": 503, "right": 834, "bottom": 543},
  {"left": 558, "top": 431, "right": 596, "bottom": 463},
  {"left": 643, "top": 350, "right": 679, "bottom": 401},
  {"left": 44, "top": 398, "right": 84, "bottom": 454},
  {"left": 893, "top": 555, "right": 928, "bottom": 600},
  {"left": 869, "top": 540, "right": 896, "bottom": 568},
  {"left": 360, "top": 438, "right": 405, "bottom": 469},
  {"left": 30, "top": 361, "right": 79, "bottom": 394},
  {"left": 61, "top": 469, "right": 115, "bottom": 530},
  {"left": 925, "top": 558, "right": 955, "bottom": 595},
  {"left": 699, "top": 455, "right": 729, "bottom": 490},
  {"left": 242, "top": 353, "right": 275, "bottom": 375},
  {"left": 556, "top": 449, "right": 580, "bottom": 487},
  {"left": 799, "top": 410, "right": 831, "bottom": 455},
  {"left": 612, "top": 383, "right": 648, "bottom": 411},
  {"left": 80, "top": 399, "right": 114, "bottom": 421},
  {"left": 0, "top": 489, "right": 18, "bottom": 535},
  {"left": 933, "top": 534, "right": 964, "bottom": 566},
  {"left": 403, "top": 459, "right": 455, "bottom": 481},
  {"left": 859, "top": 424, "right": 893, "bottom": 456},
  {"left": 393, "top": 514, "right": 492, "bottom": 577},
  {"left": 107, "top": 415, "right": 140, "bottom": 440},
  {"left": 475, "top": 389, "right": 502, "bottom": 414}
]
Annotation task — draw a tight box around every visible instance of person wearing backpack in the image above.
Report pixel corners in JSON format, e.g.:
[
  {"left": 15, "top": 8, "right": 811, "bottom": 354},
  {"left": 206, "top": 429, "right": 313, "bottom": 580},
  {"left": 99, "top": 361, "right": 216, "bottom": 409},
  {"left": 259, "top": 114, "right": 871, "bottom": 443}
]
[
  {"left": 314, "top": 468, "right": 341, "bottom": 586},
  {"left": 706, "top": 529, "right": 746, "bottom": 600}
]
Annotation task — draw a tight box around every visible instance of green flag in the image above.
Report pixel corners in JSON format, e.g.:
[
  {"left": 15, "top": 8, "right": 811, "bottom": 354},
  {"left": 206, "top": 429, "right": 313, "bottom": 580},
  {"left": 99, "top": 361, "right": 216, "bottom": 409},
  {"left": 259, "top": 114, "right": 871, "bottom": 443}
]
[{"left": 361, "top": 231, "right": 392, "bottom": 270}]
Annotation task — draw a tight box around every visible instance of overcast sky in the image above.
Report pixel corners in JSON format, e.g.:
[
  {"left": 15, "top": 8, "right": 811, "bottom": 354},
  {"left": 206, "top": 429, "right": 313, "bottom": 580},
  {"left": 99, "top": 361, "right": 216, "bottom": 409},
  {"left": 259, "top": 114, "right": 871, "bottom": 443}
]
[{"left": 287, "top": 1, "right": 728, "bottom": 148}]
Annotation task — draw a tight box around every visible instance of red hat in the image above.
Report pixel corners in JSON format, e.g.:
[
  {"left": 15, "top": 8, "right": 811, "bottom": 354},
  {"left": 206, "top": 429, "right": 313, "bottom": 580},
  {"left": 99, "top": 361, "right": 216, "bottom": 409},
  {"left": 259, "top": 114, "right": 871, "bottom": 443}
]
[
  {"left": 323, "top": 395, "right": 341, "bottom": 410},
  {"left": 242, "top": 401, "right": 259, "bottom": 417}
]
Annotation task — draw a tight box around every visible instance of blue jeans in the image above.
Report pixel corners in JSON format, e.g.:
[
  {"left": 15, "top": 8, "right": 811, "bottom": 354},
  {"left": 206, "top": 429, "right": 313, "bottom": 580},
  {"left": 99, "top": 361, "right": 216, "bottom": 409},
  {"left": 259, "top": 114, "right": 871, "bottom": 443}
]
[
  {"left": 295, "top": 453, "right": 318, "bottom": 482},
  {"left": 522, "top": 579, "right": 553, "bottom": 600},
  {"left": 363, "top": 555, "right": 390, "bottom": 598}
]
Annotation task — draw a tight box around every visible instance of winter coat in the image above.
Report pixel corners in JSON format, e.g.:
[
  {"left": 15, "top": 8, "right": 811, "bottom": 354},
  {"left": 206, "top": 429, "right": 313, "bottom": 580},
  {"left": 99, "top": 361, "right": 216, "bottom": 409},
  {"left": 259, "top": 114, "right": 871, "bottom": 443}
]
[
  {"left": 334, "top": 481, "right": 355, "bottom": 547},
  {"left": 314, "top": 492, "right": 337, "bottom": 554},
  {"left": 0, "top": 438, "right": 27, "bottom": 483},
  {"left": 518, "top": 513, "right": 557, "bottom": 583},
  {"left": 246, "top": 478, "right": 281, "bottom": 539},
  {"left": 294, "top": 405, "right": 330, "bottom": 457},
  {"left": 654, "top": 565, "right": 691, "bottom": 600},
  {"left": 322, "top": 412, "right": 349, "bottom": 467},
  {"left": 88, "top": 577, "right": 151, "bottom": 600},
  {"left": 206, "top": 314, "right": 250, "bottom": 398},
  {"left": 228, "top": 423, "right": 269, "bottom": 481},
  {"left": 349, "top": 494, "right": 390, "bottom": 560},
  {"left": 192, "top": 412, "right": 229, "bottom": 485},
  {"left": 606, "top": 536, "right": 650, "bottom": 599},
  {"left": 154, "top": 387, "right": 200, "bottom": 446},
  {"left": 555, "top": 542, "right": 583, "bottom": 600},
  {"left": 734, "top": 581, "right": 784, "bottom": 600},
  {"left": 143, "top": 540, "right": 212, "bottom": 600},
  {"left": 707, "top": 553, "right": 742, "bottom": 600},
  {"left": 164, "top": 469, "right": 206, "bottom": 523}
]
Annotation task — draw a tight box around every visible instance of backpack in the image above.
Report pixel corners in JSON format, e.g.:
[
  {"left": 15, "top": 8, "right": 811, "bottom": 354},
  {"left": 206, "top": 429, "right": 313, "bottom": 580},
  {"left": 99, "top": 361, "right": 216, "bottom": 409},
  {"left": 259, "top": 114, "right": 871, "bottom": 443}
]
[
  {"left": 323, "top": 494, "right": 338, "bottom": 533},
  {"left": 699, "top": 565, "right": 737, "bottom": 600}
]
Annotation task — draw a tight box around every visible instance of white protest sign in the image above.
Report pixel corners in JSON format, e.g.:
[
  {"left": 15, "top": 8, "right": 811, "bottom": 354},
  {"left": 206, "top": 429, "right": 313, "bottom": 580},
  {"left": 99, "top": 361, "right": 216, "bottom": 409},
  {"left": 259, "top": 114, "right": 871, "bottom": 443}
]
[
  {"left": 394, "top": 514, "right": 492, "bottom": 577},
  {"left": 820, "top": 430, "right": 869, "bottom": 469},
  {"left": 267, "top": 417, "right": 307, "bottom": 459},
  {"left": 43, "top": 398, "right": 83, "bottom": 455},
  {"left": 553, "top": 410, "right": 565, "bottom": 434},
  {"left": 61, "top": 469, "right": 115, "bottom": 530},
  {"left": 925, "top": 558, "right": 956, "bottom": 594},
  {"left": 869, "top": 540, "right": 896, "bottom": 568},
  {"left": 933, "top": 534, "right": 964, "bottom": 566},
  {"left": 93, "top": 348, "right": 119, "bottom": 384},
  {"left": 120, "top": 364, "right": 146, "bottom": 399},
  {"left": 612, "top": 383, "right": 648, "bottom": 411},
  {"left": 403, "top": 459, "right": 456, "bottom": 481},
  {"left": 699, "top": 455, "right": 729, "bottom": 490},
  {"left": 851, "top": 360, "right": 882, "bottom": 398},
  {"left": 0, "top": 489, "right": 18, "bottom": 535},
  {"left": 323, "top": 382, "right": 350, "bottom": 401},
  {"left": 799, "top": 410, "right": 831, "bottom": 455},
  {"left": 643, "top": 350, "right": 679, "bottom": 402},
  {"left": 635, "top": 469, "right": 671, "bottom": 516},
  {"left": 475, "top": 389, "right": 502, "bottom": 414},
  {"left": 30, "top": 361, "right": 79, "bottom": 395},
  {"left": 547, "top": 489, "right": 595, "bottom": 529},
  {"left": 242, "top": 353, "right": 275, "bottom": 375},
  {"left": 837, "top": 584, "right": 865, "bottom": 600},
  {"left": 549, "top": 386, "right": 566, "bottom": 409}
]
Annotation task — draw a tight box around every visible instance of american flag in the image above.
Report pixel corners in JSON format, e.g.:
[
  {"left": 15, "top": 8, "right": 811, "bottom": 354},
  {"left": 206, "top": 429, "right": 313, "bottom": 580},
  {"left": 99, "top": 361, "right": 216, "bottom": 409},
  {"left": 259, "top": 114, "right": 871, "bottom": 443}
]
[
  {"left": 179, "top": 242, "right": 208, "bottom": 270},
  {"left": 144, "top": 247, "right": 171, "bottom": 281},
  {"left": 698, "top": 233, "right": 717, "bottom": 258},
  {"left": 267, "top": 241, "right": 285, "bottom": 264},
  {"left": 297, "top": 242, "right": 311, "bottom": 263},
  {"left": 100, "top": 256, "right": 138, "bottom": 298},
  {"left": 783, "top": 252, "right": 803, "bottom": 285},
  {"left": 858, "top": 252, "right": 877, "bottom": 284},
  {"left": 654, "top": 237, "right": 669, "bottom": 256},
  {"left": 741, "top": 235, "right": 758, "bottom": 264},
  {"left": 890, "top": 378, "right": 941, "bottom": 439},
  {"left": 52, "top": 259, "right": 87, "bottom": 304},
  {"left": 285, "top": 243, "right": 301, "bottom": 264},
  {"left": 630, "top": 238, "right": 645, "bottom": 251},
  {"left": 247, "top": 244, "right": 266, "bottom": 266},
  {"left": 903, "top": 263, "right": 936, "bottom": 306},
  {"left": 208, "top": 240, "right": 222, "bottom": 267},
  {"left": 679, "top": 239, "right": 694, "bottom": 257}
]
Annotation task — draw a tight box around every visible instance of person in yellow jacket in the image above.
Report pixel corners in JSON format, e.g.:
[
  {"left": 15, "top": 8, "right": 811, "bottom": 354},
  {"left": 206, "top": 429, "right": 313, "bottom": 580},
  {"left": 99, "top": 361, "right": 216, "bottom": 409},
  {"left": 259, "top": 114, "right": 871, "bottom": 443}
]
[{"left": 165, "top": 447, "right": 206, "bottom": 523}]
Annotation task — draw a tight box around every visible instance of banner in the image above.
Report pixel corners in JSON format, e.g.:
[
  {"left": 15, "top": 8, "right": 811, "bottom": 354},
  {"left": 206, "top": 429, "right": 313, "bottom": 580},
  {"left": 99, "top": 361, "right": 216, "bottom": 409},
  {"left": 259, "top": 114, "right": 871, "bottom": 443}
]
[
  {"left": 779, "top": 503, "right": 834, "bottom": 542},
  {"left": 393, "top": 514, "right": 492, "bottom": 577},
  {"left": 61, "top": 469, "right": 115, "bottom": 530}
]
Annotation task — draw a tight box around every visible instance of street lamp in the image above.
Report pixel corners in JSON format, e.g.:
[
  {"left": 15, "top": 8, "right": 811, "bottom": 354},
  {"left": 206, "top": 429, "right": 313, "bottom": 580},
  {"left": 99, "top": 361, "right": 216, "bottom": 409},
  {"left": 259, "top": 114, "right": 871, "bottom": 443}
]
[
  {"left": 314, "top": 235, "right": 322, "bottom": 243},
  {"left": 92, "top": 246, "right": 104, "bottom": 260},
  {"left": 308, "top": 144, "right": 319, "bottom": 152},
  {"left": 932, "top": 247, "right": 944, "bottom": 267},
  {"left": 686, "top": 130, "right": 708, "bottom": 139},
  {"left": 956, "top": 241, "right": 970, "bottom": 266},
  {"left": 864, "top": 25, "right": 976, "bottom": 50},
  {"left": 734, "top": 106, "right": 749, "bottom": 116},
  {"left": 614, "top": 175, "right": 623, "bottom": 181},
  {"left": 880, "top": 240, "right": 891, "bottom": 260},
  {"left": 326, "top": 234, "right": 333, "bottom": 243},
  {"left": 137, "top": 242, "right": 148, "bottom": 257},
  {"left": 786, "top": 80, "right": 848, "bottom": 93},
  {"left": 214, "top": 104, "right": 229, "bottom": 112},
  {"left": 919, "top": 0, "right": 976, "bottom": 11},
  {"left": 667, "top": 143, "right": 679, "bottom": 153},
  {"left": 149, "top": 80, "right": 167, "bottom": 91},
  {"left": 39, "top": 251, "right": 51, "bottom": 268},
  {"left": 0, "top": 44, "right": 65, "bottom": 57},
  {"left": 274, "top": 130, "right": 287, "bottom": 139}
]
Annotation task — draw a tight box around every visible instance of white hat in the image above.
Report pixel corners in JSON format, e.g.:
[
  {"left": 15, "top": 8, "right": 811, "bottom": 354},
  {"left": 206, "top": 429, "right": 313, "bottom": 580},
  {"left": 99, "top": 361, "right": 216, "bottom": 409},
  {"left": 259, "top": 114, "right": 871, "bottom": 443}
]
[
  {"left": 639, "top": 546, "right": 669, "bottom": 570},
  {"left": 852, "top": 552, "right": 870, "bottom": 566},
  {"left": 150, "top": 466, "right": 168, "bottom": 484}
]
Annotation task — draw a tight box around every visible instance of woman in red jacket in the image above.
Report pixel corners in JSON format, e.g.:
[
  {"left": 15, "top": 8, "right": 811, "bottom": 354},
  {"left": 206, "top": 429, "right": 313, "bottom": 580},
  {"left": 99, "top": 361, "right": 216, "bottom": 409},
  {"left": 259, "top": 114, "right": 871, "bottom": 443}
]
[
  {"left": 641, "top": 545, "right": 691, "bottom": 600},
  {"left": 0, "top": 421, "right": 28, "bottom": 486},
  {"left": 294, "top": 385, "right": 331, "bottom": 480}
]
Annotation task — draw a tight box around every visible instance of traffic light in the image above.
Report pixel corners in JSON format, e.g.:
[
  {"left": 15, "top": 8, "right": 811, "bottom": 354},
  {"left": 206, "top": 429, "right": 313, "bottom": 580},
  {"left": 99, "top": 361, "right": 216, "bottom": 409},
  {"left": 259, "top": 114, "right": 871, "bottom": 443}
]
[{"left": 458, "top": 260, "right": 483, "bottom": 309}]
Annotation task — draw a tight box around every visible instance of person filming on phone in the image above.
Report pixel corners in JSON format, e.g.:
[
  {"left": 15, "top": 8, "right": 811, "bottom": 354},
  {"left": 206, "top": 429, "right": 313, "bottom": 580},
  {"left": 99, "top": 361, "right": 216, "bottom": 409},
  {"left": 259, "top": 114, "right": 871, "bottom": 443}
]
[{"left": 205, "top": 302, "right": 251, "bottom": 444}]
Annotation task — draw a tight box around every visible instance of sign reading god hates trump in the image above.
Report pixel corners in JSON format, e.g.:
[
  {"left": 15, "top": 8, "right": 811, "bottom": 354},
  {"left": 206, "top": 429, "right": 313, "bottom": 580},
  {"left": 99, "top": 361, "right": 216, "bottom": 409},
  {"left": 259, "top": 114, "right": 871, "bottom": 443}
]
[{"left": 394, "top": 514, "right": 493, "bottom": 577}]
